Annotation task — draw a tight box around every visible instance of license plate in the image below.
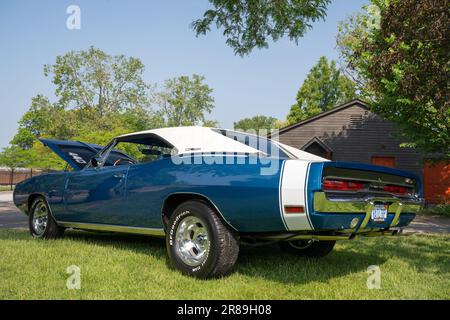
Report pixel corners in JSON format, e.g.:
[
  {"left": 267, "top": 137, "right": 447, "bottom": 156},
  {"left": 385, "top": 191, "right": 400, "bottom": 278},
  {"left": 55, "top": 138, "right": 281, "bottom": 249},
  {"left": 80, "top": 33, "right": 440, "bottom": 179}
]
[{"left": 371, "top": 205, "right": 388, "bottom": 222}]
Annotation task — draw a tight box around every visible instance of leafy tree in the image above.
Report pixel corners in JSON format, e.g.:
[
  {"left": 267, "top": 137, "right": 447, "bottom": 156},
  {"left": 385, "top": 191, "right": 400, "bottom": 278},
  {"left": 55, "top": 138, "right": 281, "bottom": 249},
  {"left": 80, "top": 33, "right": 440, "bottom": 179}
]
[
  {"left": 337, "top": 0, "right": 449, "bottom": 157},
  {"left": 234, "top": 115, "right": 279, "bottom": 132},
  {"left": 6, "top": 48, "right": 164, "bottom": 168},
  {"left": 0, "top": 146, "right": 31, "bottom": 189},
  {"left": 25, "top": 142, "right": 67, "bottom": 170},
  {"left": 203, "top": 119, "right": 220, "bottom": 127},
  {"left": 157, "top": 74, "right": 216, "bottom": 126},
  {"left": 44, "top": 46, "right": 151, "bottom": 116},
  {"left": 13, "top": 48, "right": 159, "bottom": 144},
  {"left": 192, "top": 0, "right": 331, "bottom": 56},
  {"left": 0, "top": 146, "right": 31, "bottom": 170},
  {"left": 287, "top": 56, "right": 357, "bottom": 124},
  {"left": 122, "top": 106, "right": 165, "bottom": 132}
]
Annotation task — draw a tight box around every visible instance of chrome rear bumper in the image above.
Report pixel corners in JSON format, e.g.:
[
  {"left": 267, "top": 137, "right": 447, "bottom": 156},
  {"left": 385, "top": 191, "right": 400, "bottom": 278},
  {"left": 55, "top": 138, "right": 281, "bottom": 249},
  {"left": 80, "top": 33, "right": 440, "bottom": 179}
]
[{"left": 313, "top": 192, "right": 423, "bottom": 229}]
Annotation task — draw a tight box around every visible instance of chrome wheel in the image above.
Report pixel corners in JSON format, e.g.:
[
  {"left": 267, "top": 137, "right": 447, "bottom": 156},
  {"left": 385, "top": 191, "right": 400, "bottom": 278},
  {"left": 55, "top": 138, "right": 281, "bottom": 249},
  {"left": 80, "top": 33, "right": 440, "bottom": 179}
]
[
  {"left": 174, "top": 216, "right": 210, "bottom": 267},
  {"left": 32, "top": 202, "right": 48, "bottom": 236}
]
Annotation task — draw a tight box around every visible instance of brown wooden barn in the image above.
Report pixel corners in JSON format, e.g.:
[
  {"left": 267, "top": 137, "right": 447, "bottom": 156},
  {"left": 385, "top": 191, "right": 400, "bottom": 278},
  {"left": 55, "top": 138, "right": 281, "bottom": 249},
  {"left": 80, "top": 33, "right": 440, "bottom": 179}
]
[{"left": 274, "top": 99, "right": 449, "bottom": 204}]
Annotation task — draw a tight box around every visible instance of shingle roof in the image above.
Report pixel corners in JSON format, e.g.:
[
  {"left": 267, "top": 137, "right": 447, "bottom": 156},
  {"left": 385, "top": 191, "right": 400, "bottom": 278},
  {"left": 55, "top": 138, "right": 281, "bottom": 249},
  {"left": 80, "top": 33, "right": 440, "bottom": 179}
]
[{"left": 275, "top": 99, "right": 369, "bottom": 135}]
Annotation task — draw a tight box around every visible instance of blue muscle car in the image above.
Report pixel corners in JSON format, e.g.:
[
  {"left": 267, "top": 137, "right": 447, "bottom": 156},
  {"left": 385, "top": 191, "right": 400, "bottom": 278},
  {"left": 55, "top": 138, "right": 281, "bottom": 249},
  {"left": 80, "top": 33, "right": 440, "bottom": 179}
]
[{"left": 13, "top": 127, "right": 423, "bottom": 278}]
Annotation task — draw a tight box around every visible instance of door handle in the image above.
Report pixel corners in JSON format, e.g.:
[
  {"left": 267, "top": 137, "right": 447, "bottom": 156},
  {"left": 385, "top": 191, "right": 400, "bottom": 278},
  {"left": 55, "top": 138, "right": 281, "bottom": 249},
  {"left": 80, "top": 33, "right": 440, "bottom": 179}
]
[{"left": 113, "top": 173, "right": 125, "bottom": 179}]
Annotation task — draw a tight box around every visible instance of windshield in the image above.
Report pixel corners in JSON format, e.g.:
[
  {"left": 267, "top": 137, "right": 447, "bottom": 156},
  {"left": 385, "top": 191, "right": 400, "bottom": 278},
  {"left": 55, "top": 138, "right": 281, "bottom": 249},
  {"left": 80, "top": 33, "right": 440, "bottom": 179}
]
[{"left": 90, "top": 135, "right": 175, "bottom": 168}]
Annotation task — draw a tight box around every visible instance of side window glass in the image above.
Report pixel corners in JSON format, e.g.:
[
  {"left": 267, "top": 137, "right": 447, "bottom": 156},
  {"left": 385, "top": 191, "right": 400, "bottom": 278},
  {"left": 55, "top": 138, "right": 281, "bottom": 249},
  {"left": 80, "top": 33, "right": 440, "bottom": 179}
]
[{"left": 101, "top": 142, "right": 173, "bottom": 166}]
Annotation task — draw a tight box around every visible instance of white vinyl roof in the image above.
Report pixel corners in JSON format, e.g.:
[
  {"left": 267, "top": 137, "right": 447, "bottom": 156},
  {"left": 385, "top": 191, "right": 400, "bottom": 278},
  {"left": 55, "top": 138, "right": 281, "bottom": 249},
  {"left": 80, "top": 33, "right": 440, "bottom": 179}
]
[
  {"left": 117, "top": 126, "right": 328, "bottom": 161},
  {"left": 118, "top": 126, "right": 261, "bottom": 155}
]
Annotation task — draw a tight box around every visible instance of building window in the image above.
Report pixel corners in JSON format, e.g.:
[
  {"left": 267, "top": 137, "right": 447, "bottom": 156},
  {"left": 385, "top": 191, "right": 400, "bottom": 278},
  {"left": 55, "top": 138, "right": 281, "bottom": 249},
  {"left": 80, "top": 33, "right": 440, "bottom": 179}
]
[{"left": 371, "top": 156, "right": 395, "bottom": 168}]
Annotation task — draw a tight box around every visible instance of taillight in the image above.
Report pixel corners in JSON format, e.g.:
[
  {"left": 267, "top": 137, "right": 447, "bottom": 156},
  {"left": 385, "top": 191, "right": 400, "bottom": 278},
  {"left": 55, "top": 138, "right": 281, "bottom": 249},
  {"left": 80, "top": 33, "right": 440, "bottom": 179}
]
[
  {"left": 322, "top": 179, "right": 365, "bottom": 192},
  {"left": 382, "top": 185, "right": 407, "bottom": 194}
]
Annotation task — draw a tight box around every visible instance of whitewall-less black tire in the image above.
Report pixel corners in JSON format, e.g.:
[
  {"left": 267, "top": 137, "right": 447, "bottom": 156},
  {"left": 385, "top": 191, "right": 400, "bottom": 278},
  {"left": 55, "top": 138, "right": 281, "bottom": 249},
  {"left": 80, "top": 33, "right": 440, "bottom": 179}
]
[{"left": 166, "top": 200, "right": 239, "bottom": 279}]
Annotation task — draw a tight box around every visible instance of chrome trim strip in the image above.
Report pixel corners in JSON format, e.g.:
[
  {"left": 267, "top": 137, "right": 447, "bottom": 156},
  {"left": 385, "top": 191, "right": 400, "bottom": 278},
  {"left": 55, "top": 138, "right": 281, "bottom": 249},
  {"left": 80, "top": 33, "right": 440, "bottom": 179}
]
[
  {"left": 324, "top": 193, "right": 423, "bottom": 204},
  {"left": 57, "top": 221, "right": 165, "bottom": 237}
]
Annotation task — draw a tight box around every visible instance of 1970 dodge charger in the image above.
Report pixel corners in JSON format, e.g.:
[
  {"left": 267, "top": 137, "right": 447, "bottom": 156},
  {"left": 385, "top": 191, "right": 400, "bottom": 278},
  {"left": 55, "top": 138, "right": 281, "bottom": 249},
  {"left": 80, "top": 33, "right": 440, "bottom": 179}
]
[{"left": 13, "top": 126, "right": 423, "bottom": 278}]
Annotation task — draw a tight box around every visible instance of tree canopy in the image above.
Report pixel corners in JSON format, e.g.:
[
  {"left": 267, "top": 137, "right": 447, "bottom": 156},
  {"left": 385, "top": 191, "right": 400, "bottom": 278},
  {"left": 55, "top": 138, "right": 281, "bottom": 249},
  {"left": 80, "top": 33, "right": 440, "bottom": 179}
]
[
  {"left": 192, "top": 0, "right": 331, "bottom": 56},
  {"left": 233, "top": 115, "right": 280, "bottom": 132},
  {"left": 287, "top": 56, "right": 357, "bottom": 124},
  {"left": 156, "top": 74, "right": 215, "bottom": 127},
  {"left": 337, "top": 0, "right": 449, "bottom": 157},
  {"left": 0, "top": 146, "right": 31, "bottom": 170},
  {"left": 44, "top": 47, "right": 150, "bottom": 115}
]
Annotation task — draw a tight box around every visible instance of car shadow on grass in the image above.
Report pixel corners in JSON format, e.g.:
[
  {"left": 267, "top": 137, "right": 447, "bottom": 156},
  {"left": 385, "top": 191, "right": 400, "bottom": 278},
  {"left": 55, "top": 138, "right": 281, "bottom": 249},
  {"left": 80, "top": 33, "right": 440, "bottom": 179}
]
[
  {"left": 232, "top": 244, "right": 387, "bottom": 285},
  {"left": 64, "top": 230, "right": 167, "bottom": 259},
  {"left": 349, "top": 236, "right": 450, "bottom": 275},
  {"left": 59, "top": 231, "right": 449, "bottom": 284},
  {"left": 65, "top": 230, "right": 388, "bottom": 284}
]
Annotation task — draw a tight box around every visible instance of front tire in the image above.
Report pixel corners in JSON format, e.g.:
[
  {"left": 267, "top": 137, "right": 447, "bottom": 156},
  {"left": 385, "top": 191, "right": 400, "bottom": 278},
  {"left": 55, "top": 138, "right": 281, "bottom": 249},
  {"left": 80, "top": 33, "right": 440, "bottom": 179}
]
[
  {"left": 279, "top": 240, "right": 335, "bottom": 258},
  {"left": 29, "top": 197, "right": 65, "bottom": 239},
  {"left": 166, "top": 200, "right": 239, "bottom": 279}
]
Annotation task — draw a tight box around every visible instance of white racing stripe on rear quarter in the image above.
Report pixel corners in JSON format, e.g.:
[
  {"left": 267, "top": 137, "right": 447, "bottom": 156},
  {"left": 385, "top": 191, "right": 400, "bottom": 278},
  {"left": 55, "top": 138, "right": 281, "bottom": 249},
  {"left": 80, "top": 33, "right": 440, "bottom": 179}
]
[
  {"left": 280, "top": 160, "right": 313, "bottom": 231},
  {"left": 278, "top": 160, "right": 288, "bottom": 230}
]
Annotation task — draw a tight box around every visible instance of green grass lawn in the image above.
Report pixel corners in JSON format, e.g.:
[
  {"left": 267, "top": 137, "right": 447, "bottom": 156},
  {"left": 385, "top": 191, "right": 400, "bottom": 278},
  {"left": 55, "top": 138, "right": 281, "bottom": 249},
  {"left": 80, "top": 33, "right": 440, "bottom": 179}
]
[
  {"left": 0, "top": 186, "right": 13, "bottom": 192},
  {"left": 420, "top": 204, "right": 450, "bottom": 218},
  {"left": 0, "top": 229, "right": 448, "bottom": 299}
]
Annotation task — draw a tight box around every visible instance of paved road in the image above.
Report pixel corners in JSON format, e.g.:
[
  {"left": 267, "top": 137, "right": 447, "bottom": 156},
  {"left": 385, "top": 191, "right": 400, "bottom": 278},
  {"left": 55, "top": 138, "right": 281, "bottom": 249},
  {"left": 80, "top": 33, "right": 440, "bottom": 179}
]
[
  {"left": 0, "top": 192, "right": 28, "bottom": 228},
  {"left": 403, "top": 215, "right": 450, "bottom": 234},
  {"left": 0, "top": 191, "right": 449, "bottom": 234}
]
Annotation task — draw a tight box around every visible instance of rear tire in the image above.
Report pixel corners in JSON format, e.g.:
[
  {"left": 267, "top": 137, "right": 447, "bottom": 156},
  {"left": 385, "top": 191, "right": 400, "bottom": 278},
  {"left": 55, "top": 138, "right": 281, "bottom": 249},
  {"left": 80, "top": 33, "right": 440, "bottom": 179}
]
[
  {"left": 279, "top": 240, "right": 335, "bottom": 258},
  {"left": 29, "top": 197, "right": 65, "bottom": 239},
  {"left": 166, "top": 200, "right": 239, "bottom": 279}
]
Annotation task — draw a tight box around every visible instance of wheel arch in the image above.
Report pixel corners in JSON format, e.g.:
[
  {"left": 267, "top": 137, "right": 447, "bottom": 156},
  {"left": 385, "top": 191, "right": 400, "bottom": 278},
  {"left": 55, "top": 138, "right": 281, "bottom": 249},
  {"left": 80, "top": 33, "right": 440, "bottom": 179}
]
[
  {"left": 161, "top": 192, "right": 238, "bottom": 232},
  {"left": 27, "top": 193, "right": 58, "bottom": 222},
  {"left": 27, "top": 193, "right": 47, "bottom": 215}
]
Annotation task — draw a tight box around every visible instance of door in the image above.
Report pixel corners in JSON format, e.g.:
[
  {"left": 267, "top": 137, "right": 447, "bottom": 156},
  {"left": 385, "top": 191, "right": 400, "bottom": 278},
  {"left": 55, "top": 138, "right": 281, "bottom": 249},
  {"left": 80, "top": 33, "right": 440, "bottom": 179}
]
[
  {"left": 371, "top": 156, "right": 395, "bottom": 168},
  {"left": 423, "top": 160, "right": 450, "bottom": 204},
  {"left": 62, "top": 166, "right": 129, "bottom": 225}
]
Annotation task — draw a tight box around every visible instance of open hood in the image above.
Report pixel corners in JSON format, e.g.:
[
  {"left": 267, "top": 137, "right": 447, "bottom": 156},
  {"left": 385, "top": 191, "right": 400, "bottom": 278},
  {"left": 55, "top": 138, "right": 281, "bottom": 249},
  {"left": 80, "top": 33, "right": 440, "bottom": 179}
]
[{"left": 39, "top": 139, "right": 104, "bottom": 170}]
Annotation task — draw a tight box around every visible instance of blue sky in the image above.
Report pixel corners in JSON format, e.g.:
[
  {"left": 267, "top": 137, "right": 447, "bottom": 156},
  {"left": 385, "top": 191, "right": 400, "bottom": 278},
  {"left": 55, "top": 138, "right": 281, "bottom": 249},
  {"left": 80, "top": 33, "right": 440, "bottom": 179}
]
[{"left": 0, "top": 0, "right": 367, "bottom": 149}]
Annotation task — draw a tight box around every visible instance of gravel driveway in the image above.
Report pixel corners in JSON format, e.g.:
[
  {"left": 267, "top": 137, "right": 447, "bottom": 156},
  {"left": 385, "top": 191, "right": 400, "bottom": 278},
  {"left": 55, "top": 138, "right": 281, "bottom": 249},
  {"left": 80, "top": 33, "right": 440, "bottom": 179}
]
[{"left": 0, "top": 191, "right": 449, "bottom": 234}]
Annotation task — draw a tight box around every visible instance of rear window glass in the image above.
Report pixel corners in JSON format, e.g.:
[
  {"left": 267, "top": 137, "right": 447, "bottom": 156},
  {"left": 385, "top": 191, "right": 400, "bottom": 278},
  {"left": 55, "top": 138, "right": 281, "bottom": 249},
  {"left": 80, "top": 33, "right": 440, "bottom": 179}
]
[{"left": 212, "top": 129, "right": 289, "bottom": 159}]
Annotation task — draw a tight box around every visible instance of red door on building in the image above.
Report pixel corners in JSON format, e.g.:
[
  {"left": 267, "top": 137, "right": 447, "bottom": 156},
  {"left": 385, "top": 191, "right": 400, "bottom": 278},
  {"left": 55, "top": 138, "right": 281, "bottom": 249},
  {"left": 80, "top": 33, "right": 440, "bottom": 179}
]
[
  {"left": 423, "top": 161, "right": 450, "bottom": 204},
  {"left": 371, "top": 156, "right": 395, "bottom": 168}
]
